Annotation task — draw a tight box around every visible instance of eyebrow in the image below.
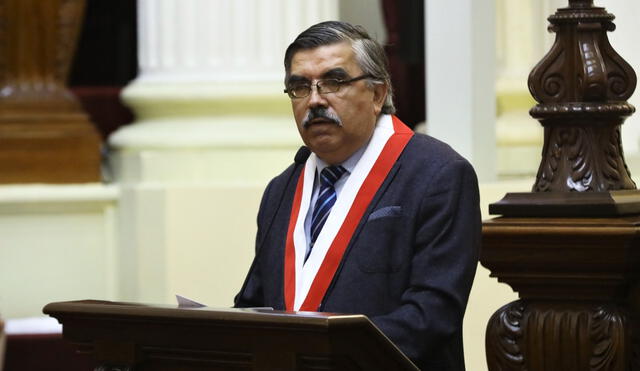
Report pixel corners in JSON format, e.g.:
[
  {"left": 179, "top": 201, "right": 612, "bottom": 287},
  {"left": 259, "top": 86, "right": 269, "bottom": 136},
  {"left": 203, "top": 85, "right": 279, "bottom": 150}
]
[
  {"left": 287, "top": 68, "right": 351, "bottom": 86},
  {"left": 321, "top": 68, "right": 349, "bottom": 80},
  {"left": 287, "top": 75, "right": 309, "bottom": 85}
]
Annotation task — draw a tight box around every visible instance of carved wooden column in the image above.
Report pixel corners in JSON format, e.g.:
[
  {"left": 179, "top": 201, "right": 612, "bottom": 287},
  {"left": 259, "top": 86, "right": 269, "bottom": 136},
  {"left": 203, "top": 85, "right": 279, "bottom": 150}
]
[
  {"left": 0, "top": 0, "right": 101, "bottom": 183},
  {"left": 483, "top": 1, "right": 640, "bottom": 369}
]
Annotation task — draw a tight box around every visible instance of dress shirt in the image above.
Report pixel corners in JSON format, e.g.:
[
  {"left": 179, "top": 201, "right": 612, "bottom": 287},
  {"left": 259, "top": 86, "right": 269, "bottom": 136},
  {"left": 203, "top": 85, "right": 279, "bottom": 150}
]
[{"left": 303, "top": 144, "right": 367, "bottom": 255}]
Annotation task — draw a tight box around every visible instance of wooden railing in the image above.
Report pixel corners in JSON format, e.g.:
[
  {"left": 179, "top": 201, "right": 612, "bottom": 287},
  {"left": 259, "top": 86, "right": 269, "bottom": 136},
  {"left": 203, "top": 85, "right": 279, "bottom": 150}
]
[{"left": 482, "top": 1, "right": 640, "bottom": 369}]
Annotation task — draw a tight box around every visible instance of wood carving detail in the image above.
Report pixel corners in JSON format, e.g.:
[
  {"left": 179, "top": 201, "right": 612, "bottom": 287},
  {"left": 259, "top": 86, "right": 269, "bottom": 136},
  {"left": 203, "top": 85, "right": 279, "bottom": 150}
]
[
  {"left": 525, "top": 1, "right": 637, "bottom": 193},
  {"left": 534, "top": 126, "right": 636, "bottom": 192},
  {"left": 530, "top": 7, "right": 635, "bottom": 104},
  {"left": 529, "top": 41, "right": 566, "bottom": 103},
  {"left": 589, "top": 307, "right": 627, "bottom": 371},
  {"left": 578, "top": 26, "right": 607, "bottom": 102},
  {"left": 599, "top": 26, "right": 636, "bottom": 101},
  {"left": 486, "top": 301, "right": 630, "bottom": 371},
  {"left": 486, "top": 302, "right": 526, "bottom": 371}
]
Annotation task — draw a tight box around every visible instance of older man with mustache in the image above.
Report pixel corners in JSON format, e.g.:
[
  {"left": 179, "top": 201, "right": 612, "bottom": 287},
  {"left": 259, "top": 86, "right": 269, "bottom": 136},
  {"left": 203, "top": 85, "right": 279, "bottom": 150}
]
[{"left": 235, "top": 21, "right": 481, "bottom": 371}]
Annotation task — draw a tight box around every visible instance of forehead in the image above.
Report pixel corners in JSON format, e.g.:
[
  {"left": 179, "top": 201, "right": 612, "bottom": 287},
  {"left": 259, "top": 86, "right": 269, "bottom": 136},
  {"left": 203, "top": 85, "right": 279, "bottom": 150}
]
[{"left": 289, "top": 42, "right": 360, "bottom": 77}]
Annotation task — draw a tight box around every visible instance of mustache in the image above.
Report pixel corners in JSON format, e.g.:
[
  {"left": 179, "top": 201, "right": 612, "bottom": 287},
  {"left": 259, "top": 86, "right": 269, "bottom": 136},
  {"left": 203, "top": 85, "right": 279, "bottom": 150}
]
[{"left": 302, "top": 107, "right": 342, "bottom": 128}]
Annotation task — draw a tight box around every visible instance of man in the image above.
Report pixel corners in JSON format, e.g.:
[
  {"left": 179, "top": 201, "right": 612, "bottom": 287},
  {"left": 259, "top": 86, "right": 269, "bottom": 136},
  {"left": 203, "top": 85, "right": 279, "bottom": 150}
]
[{"left": 235, "top": 21, "right": 480, "bottom": 370}]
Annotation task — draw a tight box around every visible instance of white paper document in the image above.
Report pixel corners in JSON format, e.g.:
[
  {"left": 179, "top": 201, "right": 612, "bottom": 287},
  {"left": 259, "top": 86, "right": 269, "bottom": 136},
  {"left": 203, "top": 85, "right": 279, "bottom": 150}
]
[{"left": 176, "top": 294, "right": 206, "bottom": 308}]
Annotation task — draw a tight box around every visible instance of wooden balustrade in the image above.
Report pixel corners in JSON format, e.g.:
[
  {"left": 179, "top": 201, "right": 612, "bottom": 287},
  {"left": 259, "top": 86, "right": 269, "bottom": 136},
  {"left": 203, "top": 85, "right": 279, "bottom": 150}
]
[
  {"left": 0, "top": 0, "right": 100, "bottom": 184},
  {"left": 483, "top": 1, "right": 640, "bottom": 369}
]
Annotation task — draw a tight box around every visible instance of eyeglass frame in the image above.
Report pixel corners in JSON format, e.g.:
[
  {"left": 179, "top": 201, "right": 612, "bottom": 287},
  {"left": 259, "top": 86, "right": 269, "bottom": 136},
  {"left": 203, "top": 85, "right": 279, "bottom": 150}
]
[{"left": 284, "top": 73, "right": 377, "bottom": 99}]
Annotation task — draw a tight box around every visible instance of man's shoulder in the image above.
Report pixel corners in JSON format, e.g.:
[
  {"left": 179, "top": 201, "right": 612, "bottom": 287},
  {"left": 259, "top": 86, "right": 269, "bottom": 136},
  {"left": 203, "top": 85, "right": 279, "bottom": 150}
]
[
  {"left": 403, "top": 132, "right": 469, "bottom": 166},
  {"left": 397, "top": 132, "right": 479, "bottom": 192}
]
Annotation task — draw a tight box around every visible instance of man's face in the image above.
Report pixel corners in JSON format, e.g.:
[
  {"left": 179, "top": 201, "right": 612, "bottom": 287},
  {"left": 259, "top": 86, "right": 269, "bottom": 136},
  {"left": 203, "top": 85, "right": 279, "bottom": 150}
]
[{"left": 288, "top": 42, "right": 387, "bottom": 165}]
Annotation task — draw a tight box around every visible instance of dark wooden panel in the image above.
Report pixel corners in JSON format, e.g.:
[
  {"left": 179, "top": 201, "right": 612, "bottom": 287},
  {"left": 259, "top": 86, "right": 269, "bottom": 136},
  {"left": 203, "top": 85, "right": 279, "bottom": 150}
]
[{"left": 43, "top": 300, "right": 418, "bottom": 371}]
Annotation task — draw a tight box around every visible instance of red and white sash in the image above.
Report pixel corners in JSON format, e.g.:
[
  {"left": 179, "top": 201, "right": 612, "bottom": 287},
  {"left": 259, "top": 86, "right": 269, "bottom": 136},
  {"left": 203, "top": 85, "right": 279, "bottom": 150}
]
[{"left": 284, "top": 115, "right": 414, "bottom": 311}]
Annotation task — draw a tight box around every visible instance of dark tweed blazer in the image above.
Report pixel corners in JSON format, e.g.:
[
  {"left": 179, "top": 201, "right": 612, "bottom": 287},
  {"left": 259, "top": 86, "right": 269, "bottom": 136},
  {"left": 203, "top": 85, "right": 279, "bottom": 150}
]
[{"left": 235, "top": 133, "right": 481, "bottom": 371}]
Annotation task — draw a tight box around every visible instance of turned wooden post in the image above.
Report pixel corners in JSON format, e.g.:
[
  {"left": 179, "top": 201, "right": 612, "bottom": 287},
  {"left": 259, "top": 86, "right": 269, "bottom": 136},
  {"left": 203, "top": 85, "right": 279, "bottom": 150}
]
[
  {"left": 483, "top": 1, "right": 640, "bottom": 369},
  {"left": 490, "top": 0, "right": 640, "bottom": 217},
  {"left": 0, "top": 0, "right": 101, "bottom": 183}
]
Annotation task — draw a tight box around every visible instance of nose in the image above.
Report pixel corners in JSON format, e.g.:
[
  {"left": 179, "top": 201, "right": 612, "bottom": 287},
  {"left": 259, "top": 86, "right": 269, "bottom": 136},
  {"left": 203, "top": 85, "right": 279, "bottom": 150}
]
[{"left": 307, "top": 84, "right": 328, "bottom": 107}]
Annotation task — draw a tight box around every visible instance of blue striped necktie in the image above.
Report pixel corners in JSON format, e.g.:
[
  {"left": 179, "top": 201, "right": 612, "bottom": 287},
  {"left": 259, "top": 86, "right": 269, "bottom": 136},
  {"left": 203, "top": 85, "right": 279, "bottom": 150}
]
[{"left": 306, "top": 165, "right": 347, "bottom": 262}]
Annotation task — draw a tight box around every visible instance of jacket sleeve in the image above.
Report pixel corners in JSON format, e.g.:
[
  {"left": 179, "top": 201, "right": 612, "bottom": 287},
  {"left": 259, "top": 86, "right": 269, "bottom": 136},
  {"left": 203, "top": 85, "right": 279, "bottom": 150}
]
[{"left": 370, "top": 158, "right": 481, "bottom": 368}]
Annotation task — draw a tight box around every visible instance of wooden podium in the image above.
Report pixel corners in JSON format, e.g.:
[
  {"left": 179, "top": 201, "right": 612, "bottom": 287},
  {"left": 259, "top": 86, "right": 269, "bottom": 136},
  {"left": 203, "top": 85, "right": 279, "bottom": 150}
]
[{"left": 43, "top": 300, "right": 418, "bottom": 371}]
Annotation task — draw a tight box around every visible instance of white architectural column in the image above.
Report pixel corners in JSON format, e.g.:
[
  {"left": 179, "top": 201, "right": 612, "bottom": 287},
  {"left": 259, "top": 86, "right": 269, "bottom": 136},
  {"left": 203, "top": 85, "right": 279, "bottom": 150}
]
[
  {"left": 493, "top": 0, "right": 546, "bottom": 177},
  {"left": 426, "top": 0, "right": 496, "bottom": 182},
  {"left": 426, "top": 2, "right": 509, "bottom": 370},
  {"left": 491, "top": 0, "right": 640, "bottom": 178},
  {"left": 110, "top": 0, "right": 338, "bottom": 306},
  {"left": 606, "top": 0, "right": 640, "bottom": 175}
]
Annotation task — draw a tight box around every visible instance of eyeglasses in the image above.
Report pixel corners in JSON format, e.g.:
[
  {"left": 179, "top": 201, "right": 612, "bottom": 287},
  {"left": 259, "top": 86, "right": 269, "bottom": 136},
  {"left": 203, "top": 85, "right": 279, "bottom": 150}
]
[{"left": 284, "top": 74, "right": 375, "bottom": 99}]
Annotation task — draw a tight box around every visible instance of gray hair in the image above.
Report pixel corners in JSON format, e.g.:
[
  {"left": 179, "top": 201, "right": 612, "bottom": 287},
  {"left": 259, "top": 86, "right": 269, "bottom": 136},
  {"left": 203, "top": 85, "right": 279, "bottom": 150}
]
[{"left": 284, "top": 21, "right": 395, "bottom": 115}]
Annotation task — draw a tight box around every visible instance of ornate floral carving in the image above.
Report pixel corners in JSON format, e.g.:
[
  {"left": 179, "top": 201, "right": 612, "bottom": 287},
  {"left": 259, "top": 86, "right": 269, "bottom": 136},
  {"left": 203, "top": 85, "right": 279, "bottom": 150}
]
[
  {"left": 525, "top": 1, "right": 637, "bottom": 193},
  {"left": 567, "top": 127, "right": 593, "bottom": 191},
  {"left": 486, "top": 301, "right": 526, "bottom": 371},
  {"left": 600, "top": 34, "right": 637, "bottom": 101},
  {"left": 529, "top": 7, "right": 635, "bottom": 105},
  {"left": 534, "top": 127, "right": 593, "bottom": 192},
  {"left": 589, "top": 306, "right": 627, "bottom": 371},
  {"left": 533, "top": 125, "right": 636, "bottom": 192},
  {"left": 528, "top": 42, "right": 566, "bottom": 103},
  {"left": 533, "top": 129, "right": 562, "bottom": 192},
  {"left": 486, "top": 302, "right": 630, "bottom": 371},
  {"left": 577, "top": 33, "right": 605, "bottom": 101}
]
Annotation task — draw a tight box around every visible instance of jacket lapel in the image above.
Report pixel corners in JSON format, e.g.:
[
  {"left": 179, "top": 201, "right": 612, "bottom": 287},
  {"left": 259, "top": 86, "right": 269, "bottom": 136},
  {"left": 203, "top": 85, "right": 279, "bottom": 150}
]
[{"left": 319, "top": 149, "right": 407, "bottom": 306}]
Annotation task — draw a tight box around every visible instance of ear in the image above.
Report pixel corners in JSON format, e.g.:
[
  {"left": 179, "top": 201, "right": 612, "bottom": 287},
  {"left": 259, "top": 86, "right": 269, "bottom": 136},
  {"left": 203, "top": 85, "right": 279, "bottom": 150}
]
[{"left": 372, "top": 82, "right": 388, "bottom": 115}]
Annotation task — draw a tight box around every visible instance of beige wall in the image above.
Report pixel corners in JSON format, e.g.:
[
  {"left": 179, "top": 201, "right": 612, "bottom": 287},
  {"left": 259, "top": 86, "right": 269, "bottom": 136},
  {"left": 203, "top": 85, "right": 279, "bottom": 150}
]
[{"left": 0, "top": 185, "right": 118, "bottom": 318}]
